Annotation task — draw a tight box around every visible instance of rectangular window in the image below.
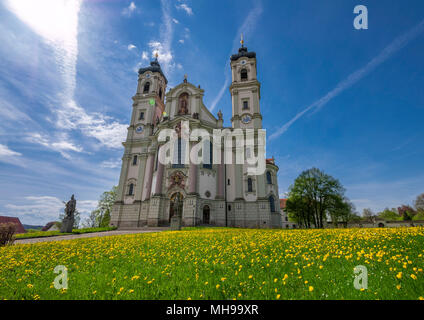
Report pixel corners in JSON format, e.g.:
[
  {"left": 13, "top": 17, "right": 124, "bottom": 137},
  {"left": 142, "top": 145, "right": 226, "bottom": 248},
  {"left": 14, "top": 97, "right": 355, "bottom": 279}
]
[
  {"left": 227, "top": 179, "right": 231, "bottom": 185},
  {"left": 243, "top": 100, "right": 249, "bottom": 110},
  {"left": 132, "top": 155, "right": 138, "bottom": 165},
  {"left": 139, "top": 112, "right": 144, "bottom": 120},
  {"left": 172, "top": 138, "right": 185, "bottom": 168},
  {"left": 203, "top": 140, "right": 213, "bottom": 169}
]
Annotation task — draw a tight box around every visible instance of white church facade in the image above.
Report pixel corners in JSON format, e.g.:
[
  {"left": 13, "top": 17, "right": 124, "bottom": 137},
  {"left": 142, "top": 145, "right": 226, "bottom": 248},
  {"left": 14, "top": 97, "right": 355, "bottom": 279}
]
[{"left": 110, "top": 43, "right": 283, "bottom": 229}]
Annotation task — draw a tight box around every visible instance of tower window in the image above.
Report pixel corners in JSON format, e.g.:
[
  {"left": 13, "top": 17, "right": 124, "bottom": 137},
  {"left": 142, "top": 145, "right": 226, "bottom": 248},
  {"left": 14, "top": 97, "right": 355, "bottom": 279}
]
[
  {"left": 227, "top": 179, "right": 231, "bottom": 186},
  {"left": 241, "top": 69, "right": 248, "bottom": 81},
  {"left": 139, "top": 112, "right": 144, "bottom": 120},
  {"left": 128, "top": 183, "right": 134, "bottom": 196},
  {"left": 269, "top": 196, "right": 276, "bottom": 213},
  {"left": 266, "top": 171, "right": 272, "bottom": 184},
  {"left": 143, "top": 82, "right": 150, "bottom": 94},
  {"left": 243, "top": 100, "right": 249, "bottom": 110},
  {"left": 132, "top": 155, "right": 138, "bottom": 165},
  {"left": 247, "top": 178, "right": 253, "bottom": 192},
  {"left": 159, "top": 87, "right": 163, "bottom": 99}
]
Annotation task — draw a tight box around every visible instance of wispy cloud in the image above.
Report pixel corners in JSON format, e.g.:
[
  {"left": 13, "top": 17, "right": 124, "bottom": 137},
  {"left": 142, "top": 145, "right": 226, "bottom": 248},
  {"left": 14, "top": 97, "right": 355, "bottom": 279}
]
[
  {"left": 26, "top": 132, "right": 83, "bottom": 159},
  {"left": 5, "top": 0, "right": 127, "bottom": 150},
  {"left": 269, "top": 18, "right": 424, "bottom": 140},
  {"left": 128, "top": 44, "right": 137, "bottom": 51},
  {"left": 210, "top": 0, "right": 263, "bottom": 111},
  {"left": 0, "top": 144, "right": 22, "bottom": 164},
  {"left": 176, "top": 3, "right": 193, "bottom": 16},
  {"left": 101, "top": 158, "right": 122, "bottom": 169},
  {"left": 122, "top": 1, "right": 138, "bottom": 17},
  {"left": 143, "top": 0, "right": 176, "bottom": 76}
]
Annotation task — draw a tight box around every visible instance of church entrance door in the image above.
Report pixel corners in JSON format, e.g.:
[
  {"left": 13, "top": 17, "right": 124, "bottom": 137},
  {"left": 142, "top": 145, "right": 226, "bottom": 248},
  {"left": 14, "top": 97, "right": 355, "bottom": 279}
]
[
  {"left": 169, "top": 192, "right": 184, "bottom": 222},
  {"left": 203, "top": 205, "right": 210, "bottom": 224}
]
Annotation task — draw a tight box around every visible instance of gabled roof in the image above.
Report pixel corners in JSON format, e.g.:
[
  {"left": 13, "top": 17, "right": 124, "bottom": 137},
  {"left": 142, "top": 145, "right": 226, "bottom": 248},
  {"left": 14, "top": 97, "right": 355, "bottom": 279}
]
[
  {"left": 42, "top": 221, "right": 59, "bottom": 231},
  {"left": 0, "top": 216, "right": 26, "bottom": 233}
]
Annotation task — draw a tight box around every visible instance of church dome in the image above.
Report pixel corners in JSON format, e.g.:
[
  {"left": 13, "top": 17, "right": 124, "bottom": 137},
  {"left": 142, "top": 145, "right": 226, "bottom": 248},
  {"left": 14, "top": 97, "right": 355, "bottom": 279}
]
[
  {"left": 138, "top": 58, "right": 168, "bottom": 84},
  {"left": 230, "top": 46, "right": 256, "bottom": 61}
]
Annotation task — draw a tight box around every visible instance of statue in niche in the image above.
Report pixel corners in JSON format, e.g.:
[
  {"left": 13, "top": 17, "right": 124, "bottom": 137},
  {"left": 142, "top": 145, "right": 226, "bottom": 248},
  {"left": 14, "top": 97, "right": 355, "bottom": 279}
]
[{"left": 178, "top": 93, "right": 189, "bottom": 115}]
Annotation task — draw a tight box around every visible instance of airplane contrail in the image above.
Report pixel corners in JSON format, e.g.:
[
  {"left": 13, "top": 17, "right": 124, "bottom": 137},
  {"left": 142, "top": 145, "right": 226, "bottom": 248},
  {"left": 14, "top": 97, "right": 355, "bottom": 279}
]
[{"left": 269, "top": 18, "right": 424, "bottom": 140}]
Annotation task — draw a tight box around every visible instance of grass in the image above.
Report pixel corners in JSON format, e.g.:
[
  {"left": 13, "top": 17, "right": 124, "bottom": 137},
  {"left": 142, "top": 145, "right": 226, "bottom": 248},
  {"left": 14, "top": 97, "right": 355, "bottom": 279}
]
[
  {"left": 15, "top": 227, "right": 117, "bottom": 240},
  {"left": 1, "top": 227, "right": 424, "bottom": 300}
]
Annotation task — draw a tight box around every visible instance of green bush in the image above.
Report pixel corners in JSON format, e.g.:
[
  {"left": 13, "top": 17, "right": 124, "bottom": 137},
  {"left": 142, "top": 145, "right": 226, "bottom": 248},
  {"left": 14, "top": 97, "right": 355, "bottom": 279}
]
[{"left": 0, "top": 223, "right": 16, "bottom": 246}]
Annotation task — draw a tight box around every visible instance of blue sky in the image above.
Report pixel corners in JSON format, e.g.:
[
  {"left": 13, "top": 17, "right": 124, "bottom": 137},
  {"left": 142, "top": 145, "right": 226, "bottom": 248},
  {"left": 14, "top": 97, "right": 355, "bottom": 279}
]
[{"left": 0, "top": 0, "right": 423, "bottom": 225}]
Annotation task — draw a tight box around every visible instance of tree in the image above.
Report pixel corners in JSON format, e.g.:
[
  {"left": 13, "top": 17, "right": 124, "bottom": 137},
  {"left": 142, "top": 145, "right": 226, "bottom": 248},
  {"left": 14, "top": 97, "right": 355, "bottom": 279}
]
[
  {"left": 377, "top": 208, "right": 401, "bottom": 221},
  {"left": 362, "top": 208, "right": 375, "bottom": 222},
  {"left": 286, "top": 168, "right": 345, "bottom": 229},
  {"left": 83, "top": 186, "right": 117, "bottom": 228},
  {"left": 414, "top": 193, "right": 424, "bottom": 211},
  {"left": 397, "top": 205, "right": 416, "bottom": 221},
  {"left": 329, "top": 196, "right": 357, "bottom": 226}
]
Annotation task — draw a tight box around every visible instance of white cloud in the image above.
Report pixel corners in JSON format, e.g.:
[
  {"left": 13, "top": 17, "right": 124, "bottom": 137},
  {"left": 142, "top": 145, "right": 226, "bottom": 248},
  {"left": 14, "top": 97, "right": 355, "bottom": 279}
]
[
  {"left": 269, "top": 18, "right": 424, "bottom": 140},
  {"left": 142, "top": 51, "right": 149, "bottom": 60},
  {"left": 4, "top": 196, "right": 97, "bottom": 225},
  {"left": 26, "top": 132, "right": 84, "bottom": 159},
  {"left": 0, "top": 144, "right": 22, "bottom": 164},
  {"left": 55, "top": 100, "right": 127, "bottom": 149},
  {"left": 176, "top": 3, "right": 193, "bottom": 16},
  {"left": 178, "top": 39, "right": 185, "bottom": 44},
  {"left": 128, "top": 44, "right": 137, "bottom": 51},
  {"left": 149, "top": 40, "right": 174, "bottom": 69},
  {"left": 101, "top": 158, "right": 122, "bottom": 169},
  {"left": 122, "top": 2, "right": 138, "bottom": 17},
  {"left": 4, "top": 1, "right": 126, "bottom": 150},
  {"left": 173, "top": 18, "right": 179, "bottom": 24}
]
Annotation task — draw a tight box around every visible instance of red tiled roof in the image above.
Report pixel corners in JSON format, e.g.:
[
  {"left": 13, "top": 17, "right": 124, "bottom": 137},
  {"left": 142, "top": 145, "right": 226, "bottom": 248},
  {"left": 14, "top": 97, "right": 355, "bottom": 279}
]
[
  {"left": 0, "top": 216, "right": 26, "bottom": 234},
  {"left": 266, "top": 158, "right": 275, "bottom": 165},
  {"left": 280, "top": 198, "right": 287, "bottom": 209}
]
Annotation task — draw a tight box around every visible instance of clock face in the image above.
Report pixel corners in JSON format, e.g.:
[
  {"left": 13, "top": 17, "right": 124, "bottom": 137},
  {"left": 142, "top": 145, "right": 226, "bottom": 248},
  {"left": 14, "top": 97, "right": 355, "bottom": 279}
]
[
  {"left": 241, "top": 60, "right": 247, "bottom": 65},
  {"left": 145, "top": 73, "right": 151, "bottom": 78},
  {"left": 135, "top": 125, "right": 144, "bottom": 133},
  {"left": 242, "top": 115, "right": 251, "bottom": 124}
]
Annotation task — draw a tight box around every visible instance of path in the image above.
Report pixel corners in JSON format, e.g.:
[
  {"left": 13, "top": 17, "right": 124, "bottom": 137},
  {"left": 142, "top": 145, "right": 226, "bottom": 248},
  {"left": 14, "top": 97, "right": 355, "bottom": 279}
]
[{"left": 14, "top": 228, "right": 169, "bottom": 244}]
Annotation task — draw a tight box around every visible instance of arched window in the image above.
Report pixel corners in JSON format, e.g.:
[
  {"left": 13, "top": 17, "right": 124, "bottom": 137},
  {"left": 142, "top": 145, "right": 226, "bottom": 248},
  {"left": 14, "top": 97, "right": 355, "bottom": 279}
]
[
  {"left": 266, "top": 171, "right": 272, "bottom": 184},
  {"left": 128, "top": 183, "right": 134, "bottom": 196},
  {"left": 269, "top": 196, "right": 275, "bottom": 213},
  {"left": 143, "top": 82, "right": 150, "bottom": 94},
  {"left": 241, "top": 69, "right": 248, "bottom": 81},
  {"left": 159, "top": 87, "right": 163, "bottom": 99},
  {"left": 247, "top": 178, "right": 253, "bottom": 192}
]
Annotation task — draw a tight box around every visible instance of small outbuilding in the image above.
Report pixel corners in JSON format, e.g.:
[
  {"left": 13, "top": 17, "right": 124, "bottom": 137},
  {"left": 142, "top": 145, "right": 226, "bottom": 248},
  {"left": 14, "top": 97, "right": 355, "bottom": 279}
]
[{"left": 0, "top": 216, "right": 26, "bottom": 234}]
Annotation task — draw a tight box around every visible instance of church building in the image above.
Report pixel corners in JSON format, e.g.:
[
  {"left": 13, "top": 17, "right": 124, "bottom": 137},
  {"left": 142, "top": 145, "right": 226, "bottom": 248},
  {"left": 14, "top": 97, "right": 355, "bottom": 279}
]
[{"left": 110, "top": 41, "right": 283, "bottom": 229}]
